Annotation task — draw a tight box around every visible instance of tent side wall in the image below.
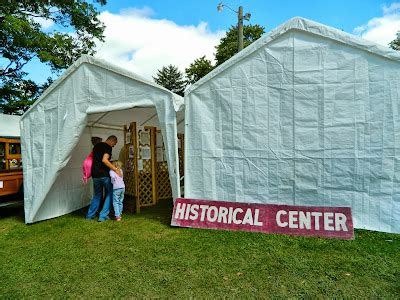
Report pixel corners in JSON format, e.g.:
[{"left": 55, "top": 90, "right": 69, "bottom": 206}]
[
  {"left": 22, "top": 61, "right": 181, "bottom": 223},
  {"left": 21, "top": 66, "right": 89, "bottom": 223},
  {"left": 32, "top": 126, "right": 124, "bottom": 222},
  {"left": 185, "top": 30, "right": 400, "bottom": 233}
]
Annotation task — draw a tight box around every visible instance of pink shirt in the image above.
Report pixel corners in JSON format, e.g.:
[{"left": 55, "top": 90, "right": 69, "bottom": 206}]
[{"left": 110, "top": 169, "right": 125, "bottom": 190}]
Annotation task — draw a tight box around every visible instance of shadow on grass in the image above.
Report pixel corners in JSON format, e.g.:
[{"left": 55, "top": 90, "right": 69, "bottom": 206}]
[
  {"left": 0, "top": 194, "right": 24, "bottom": 222},
  {"left": 0, "top": 192, "right": 174, "bottom": 226},
  {"left": 69, "top": 198, "right": 174, "bottom": 226},
  {"left": 137, "top": 199, "right": 174, "bottom": 226}
]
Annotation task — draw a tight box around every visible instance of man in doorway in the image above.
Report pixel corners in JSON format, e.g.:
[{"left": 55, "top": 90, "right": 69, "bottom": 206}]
[{"left": 86, "top": 135, "right": 122, "bottom": 222}]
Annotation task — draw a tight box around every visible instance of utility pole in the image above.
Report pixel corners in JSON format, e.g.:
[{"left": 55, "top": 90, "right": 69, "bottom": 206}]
[
  {"left": 238, "top": 6, "right": 244, "bottom": 51},
  {"left": 217, "top": 3, "right": 251, "bottom": 53}
]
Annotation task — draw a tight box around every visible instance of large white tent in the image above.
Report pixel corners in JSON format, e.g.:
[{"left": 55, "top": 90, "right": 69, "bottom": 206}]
[
  {"left": 21, "top": 55, "right": 184, "bottom": 224},
  {"left": 184, "top": 17, "right": 400, "bottom": 234}
]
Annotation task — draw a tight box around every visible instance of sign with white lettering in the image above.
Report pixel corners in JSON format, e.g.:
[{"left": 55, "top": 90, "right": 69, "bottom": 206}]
[{"left": 171, "top": 198, "right": 354, "bottom": 240}]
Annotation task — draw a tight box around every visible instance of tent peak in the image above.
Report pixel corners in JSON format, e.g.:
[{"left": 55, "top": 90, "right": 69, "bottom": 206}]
[
  {"left": 185, "top": 16, "right": 400, "bottom": 95},
  {"left": 21, "top": 55, "right": 184, "bottom": 120}
]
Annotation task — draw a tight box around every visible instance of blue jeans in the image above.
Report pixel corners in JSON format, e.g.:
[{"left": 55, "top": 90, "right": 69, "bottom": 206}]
[
  {"left": 86, "top": 177, "right": 113, "bottom": 221},
  {"left": 113, "top": 188, "right": 125, "bottom": 218}
]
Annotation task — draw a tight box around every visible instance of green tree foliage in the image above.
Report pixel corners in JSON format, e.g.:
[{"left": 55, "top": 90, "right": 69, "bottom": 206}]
[
  {"left": 185, "top": 56, "right": 214, "bottom": 85},
  {"left": 183, "top": 24, "right": 265, "bottom": 85},
  {"left": 0, "top": 78, "right": 53, "bottom": 114},
  {"left": 0, "top": 0, "right": 106, "bottom": 114},
  {"left": 215, "top": 24, "right": 265, "bottom": 66},
  {"left": 389, "top": 32, "right": 400, "bottom": 50},
  {"left": 153, "top": 65, "right": 186, "bottom": 96}
]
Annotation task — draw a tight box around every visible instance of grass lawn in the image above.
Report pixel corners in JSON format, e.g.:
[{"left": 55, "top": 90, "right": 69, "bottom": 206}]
[{"left": 0, "top": 200, "right": 399, "bottom": 298}]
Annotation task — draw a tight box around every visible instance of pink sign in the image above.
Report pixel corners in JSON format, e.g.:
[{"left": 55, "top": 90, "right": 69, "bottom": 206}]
[{"left": 171, "top": 198, "right": 354, "bottom": 240}]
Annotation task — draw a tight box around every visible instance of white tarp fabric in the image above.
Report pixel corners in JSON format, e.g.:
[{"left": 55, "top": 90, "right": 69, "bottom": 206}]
[
  {"left": 184, "top": 17, "right": 400, "bottom": 234},
  {"left": 21, "top": 55, "right": 184, "bottom": 224},
  {"left": 0, "top": 114, "right": 21, "bottom": 137}
]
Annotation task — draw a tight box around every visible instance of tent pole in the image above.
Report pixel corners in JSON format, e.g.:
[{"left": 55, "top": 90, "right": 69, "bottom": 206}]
[
  {"left": 87, "top": 124, "right": 124, "bottom": 131},
  {"left": 89, "top": 112, "right": 109, "bottom": 127},
  {"left": 139, "top": 113, "right": 157, "bottom": 126}
]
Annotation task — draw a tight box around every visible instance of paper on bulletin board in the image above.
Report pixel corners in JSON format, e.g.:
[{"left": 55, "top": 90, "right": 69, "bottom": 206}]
[
  {"left": 137, "top": 125, "right": 144, "bottom": 135},
  {"left": 156, "top": 133, "right": 163, "bottom": 147},
  {"left": 125, "top": 131, "right": 131, "bottom": 144},
  {"left": 140, "top": 131, "right": 150, "bottom": 145},
  {"left": 163, "top": 149, "right": 167, "bottom": 161},
  {"left": 156, "top": 148, "right": 164, "bottom": 162},
  {"left": 137, "top": 159, "right": 143, "bottom": 171},
  {"left": 141, "top": 146, "right": 151, "bottom": 160},
  {"left": 129, "top": 145, "right": 134, "bottom": 158}
]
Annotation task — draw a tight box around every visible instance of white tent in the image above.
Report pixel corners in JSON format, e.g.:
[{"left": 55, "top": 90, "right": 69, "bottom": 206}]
[
  {"left": 21, "top": 55, "right": 184, "bottom": 224},
  {"left": 0, "top": 114, "right": 21, "bottom": 138},
  {"left": 184, "top": 17, "right": 400, "bottom": 234}
]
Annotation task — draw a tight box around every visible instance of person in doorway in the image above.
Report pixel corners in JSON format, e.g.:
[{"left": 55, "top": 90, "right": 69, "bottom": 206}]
[
  {"left": 91, "top": 136, "right": 104, "bottom": 207},
  {"left": 110, "top": 160, "right": 125, "bottom": 221},
  {"left": 86, "top": 135, "right": 122, "bottom": 222},
  {"left": 91, "top": 136, "right": 102, "bottom": 146}
]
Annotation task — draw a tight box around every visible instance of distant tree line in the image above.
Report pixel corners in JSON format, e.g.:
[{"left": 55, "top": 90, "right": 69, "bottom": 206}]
[{"left": 153, "top": 24, "right": 265, "bottom": 96}]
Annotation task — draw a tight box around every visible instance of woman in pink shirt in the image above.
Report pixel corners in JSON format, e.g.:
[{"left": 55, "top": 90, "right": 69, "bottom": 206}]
[{"left": 110, "top": 160, "right": 125, "bottom": 221}]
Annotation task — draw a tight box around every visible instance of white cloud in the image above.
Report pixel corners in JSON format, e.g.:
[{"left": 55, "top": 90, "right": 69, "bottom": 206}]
[
  {"left": 354, "top": 2, "right": 400, "bottom": 47},
  {"left": 30, "top": 16, "right": 54, "bottom": 30},
  {"left": 95, "top": 8, "right": 224, "bottom": 81}
]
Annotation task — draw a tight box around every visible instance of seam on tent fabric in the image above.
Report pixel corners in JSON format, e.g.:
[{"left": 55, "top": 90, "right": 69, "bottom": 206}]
[
  {"left": 380, "top": 68, "right": 386, "bottom": 231},
  {"left": 321, "top": 48, "right": 327, "bottom": 206},
  {"left": 184, "top": 101, "right": 190, "bottom": 196},
  {"left": 292, "top": 33, "right": 296, "bottom": 206},
  {"left": 244, "top": 157, "right": 268, "bottom": 178}
]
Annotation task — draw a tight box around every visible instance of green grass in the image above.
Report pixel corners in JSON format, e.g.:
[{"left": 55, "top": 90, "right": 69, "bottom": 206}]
[{"left": 0, "top": 201, "right": 399, "bottom": 298}]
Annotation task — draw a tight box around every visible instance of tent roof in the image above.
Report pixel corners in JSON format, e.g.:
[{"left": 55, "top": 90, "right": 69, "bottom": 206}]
[
  {"left": 0, "top": 114, "right": 21, "bottom": 138},
  {"left": 21, "top": 55, "right": 184, "bottom": 122},
  {"left": 186, "top": 16, "right": 400, "bottom": 95}
]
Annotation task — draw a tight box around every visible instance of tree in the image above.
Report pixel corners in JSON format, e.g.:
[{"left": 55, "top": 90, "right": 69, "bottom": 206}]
[
  {"left": 153, "top": 65, "right": 186, "bottom": 96},
  {"left": 0, "top": 0, "right": 106, "bottom": 114},
  {"left": 0, "top": 78, "right": 53, "bottom": 114},
  {"left": 185, "top": 56, "right": 214, "bottom": 85},
  {"left": 215, "top": 24, "right": 265, "bottom": 66},
  {"left": 389, "top": 32, "right": 400, "bottom": 50}
]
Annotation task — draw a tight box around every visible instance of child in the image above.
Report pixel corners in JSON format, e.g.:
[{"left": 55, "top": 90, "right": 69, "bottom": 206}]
[{"left": 110, "top": 160, "right": 125, "bottom": 221}]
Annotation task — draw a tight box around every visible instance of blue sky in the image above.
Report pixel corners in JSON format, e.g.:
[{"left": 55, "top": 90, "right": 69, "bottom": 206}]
[
  {"left": 102, "top": 0, "right": 383, "bottom": 32},
  {"left": 25, "top": 0, "right": 400, "bottom": 83}
]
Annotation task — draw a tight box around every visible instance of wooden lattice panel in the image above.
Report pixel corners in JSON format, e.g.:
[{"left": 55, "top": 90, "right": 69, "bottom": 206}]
[
  {"left": 123, "top": 122, "right": 138, "bottom": 213},
  {"left": 178, "top": 133, "right": 184, "bottom": 179},
  {"left": 157, "top": 161, "right": 172, "bottom": 200},
  {"left": 178, "top": 133, "right": 185, "bottom": 196},
  {"left": 137, "top": 127, "right": 156, "bottom": 209},
  {"left": 156, "top": 130, "right": 172, "bottom": 200},
  {"left": 124, "top": 123, "right": 136, "bottom": 197}
]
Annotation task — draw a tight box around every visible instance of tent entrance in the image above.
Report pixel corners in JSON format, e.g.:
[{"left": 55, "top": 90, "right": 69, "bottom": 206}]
[
  {"left": 124, "top": 122, "right": 157, "bottom": 213},
  {"left": 123, "top": 122, "right": 184, "bottom": 213}
]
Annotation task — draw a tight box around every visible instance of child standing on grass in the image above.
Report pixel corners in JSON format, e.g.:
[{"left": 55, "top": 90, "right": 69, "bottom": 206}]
[{"left": 110, "top": 160, "right": 125, "bottom": 221}]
